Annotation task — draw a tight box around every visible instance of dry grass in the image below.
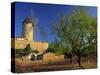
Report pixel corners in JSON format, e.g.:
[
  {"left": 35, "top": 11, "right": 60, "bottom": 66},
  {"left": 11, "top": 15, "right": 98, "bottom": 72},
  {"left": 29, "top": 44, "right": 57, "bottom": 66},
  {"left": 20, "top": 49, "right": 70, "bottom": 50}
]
[{"left": 15, "top": 57, "right": 97, "bottom": 73}]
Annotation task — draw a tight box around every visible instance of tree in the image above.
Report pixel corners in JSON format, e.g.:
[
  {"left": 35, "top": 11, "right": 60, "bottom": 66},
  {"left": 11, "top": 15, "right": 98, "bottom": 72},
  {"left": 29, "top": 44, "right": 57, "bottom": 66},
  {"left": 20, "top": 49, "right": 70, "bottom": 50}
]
[
  {"left": 53, "top": 7, "right": 97, "bottom": 68},
  {"left": 23, "top": 44, "right": 33, "bottom": 55},
  {"left": 48, "top": 38, "right": 66, "bottom": 54},
  {"left": 33, "top": 50, "right": 39, "bottom": 54}
]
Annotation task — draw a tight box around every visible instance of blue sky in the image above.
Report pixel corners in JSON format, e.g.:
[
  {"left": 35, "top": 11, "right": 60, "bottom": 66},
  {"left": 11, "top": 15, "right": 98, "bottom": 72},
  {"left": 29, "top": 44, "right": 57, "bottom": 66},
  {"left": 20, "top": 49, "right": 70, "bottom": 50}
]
[{"left": 14, "top": 2, "right": 97, "bottom": 43}]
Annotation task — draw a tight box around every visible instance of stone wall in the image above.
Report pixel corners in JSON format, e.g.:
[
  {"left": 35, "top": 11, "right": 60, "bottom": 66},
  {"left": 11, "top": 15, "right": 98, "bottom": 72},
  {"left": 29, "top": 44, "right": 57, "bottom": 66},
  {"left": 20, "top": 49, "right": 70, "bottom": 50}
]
[
  {"left": 11, "top": 38, "right": 48, "bottom": 53},
  {"left": 43, "top": 52, "right": 64, "bottom": 62}
]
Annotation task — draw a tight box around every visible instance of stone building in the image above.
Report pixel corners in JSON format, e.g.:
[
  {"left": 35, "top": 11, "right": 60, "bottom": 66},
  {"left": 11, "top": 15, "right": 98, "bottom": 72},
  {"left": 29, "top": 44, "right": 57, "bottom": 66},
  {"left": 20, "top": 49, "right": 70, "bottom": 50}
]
[
  {"left": 11, "top": 17, "right": 65, "bottom": 61},
  {"left": 11, "top": 17, "right": 48, "bottom": 54}
]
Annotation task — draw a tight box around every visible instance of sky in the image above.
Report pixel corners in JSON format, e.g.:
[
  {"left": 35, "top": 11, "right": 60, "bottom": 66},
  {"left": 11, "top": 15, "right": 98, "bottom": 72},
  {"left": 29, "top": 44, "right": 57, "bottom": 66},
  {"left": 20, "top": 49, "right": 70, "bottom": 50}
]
[{"left": 13, "top": 2, "right": 97, "bottom": 43}]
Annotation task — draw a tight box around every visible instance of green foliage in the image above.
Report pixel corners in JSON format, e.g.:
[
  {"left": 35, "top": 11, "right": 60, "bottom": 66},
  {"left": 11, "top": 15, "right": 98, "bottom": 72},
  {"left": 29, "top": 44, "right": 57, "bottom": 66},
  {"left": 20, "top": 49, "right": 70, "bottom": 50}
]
[
  {"left": 48, "top": 39, "right": 59, "bottom": 53},
  {"left": 33, "top": 50, "right": 39, "bottom": 54},
  {"left": 48, "top": 39, "right": 69, "bottom": 55},
  {"left": 52, "top": 7, "right": 97, "bottom": 67},
  {"left": 15, "top": 44, "right": 33, "bottom": 57},
  {"left": 15, "top": 49, "right": 24, "bottom": 58},
  {"left": 54, "top": 7, "right": 96, "bottom": 55},
  {"left": 47, "top": 47, "right": 55, "bottom": 53},
  {"left": 23, "top": 44, "right": 33, "bottom": 55}
]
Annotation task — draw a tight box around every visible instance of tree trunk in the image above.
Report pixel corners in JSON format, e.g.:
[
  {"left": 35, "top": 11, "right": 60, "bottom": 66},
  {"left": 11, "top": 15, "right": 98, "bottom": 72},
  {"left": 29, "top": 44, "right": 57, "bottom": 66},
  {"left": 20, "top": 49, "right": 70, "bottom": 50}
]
[
  {"left": 70, "top": 55, "right": 73, "bottom": 64},
  {"left": 78, "top": 57, "right": 81, "bottom": 67},
  {"left": 78, "top": 56, "right": 85, "bottom": 69},
  {"left": 21, "top": 53, "right": 23, "bottom": 62},
  {"left": 78, "top": 56, "right": 82, "bottom": 68}
]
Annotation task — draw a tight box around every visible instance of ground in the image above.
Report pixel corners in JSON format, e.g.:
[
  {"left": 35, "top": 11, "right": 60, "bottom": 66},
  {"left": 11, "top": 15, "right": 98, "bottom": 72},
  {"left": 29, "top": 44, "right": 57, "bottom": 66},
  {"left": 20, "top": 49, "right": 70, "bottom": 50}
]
[{"left": 15, "top": 57, "right": 97, "bottom": 73}]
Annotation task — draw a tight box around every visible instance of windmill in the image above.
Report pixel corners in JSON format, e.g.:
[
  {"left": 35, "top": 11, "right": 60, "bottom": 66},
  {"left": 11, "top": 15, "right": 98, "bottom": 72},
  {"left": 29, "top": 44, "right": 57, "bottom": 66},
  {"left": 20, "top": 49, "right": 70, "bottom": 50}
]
[
  {"left": 30, "top": 8, "right": 47, "bottom": 42},
  {"left": 30, "top": 8, "right": 39, "bottom": 41},
  {"left": 30, "top": 8, "right": 48, "bottom": 52}
]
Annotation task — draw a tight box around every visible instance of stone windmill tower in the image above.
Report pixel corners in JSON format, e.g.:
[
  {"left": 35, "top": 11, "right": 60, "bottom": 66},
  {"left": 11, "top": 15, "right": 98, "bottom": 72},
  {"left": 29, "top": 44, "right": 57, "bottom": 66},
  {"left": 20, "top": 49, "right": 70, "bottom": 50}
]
[{"left": 22, "top": 17, "right": 34, "bottom": 41}]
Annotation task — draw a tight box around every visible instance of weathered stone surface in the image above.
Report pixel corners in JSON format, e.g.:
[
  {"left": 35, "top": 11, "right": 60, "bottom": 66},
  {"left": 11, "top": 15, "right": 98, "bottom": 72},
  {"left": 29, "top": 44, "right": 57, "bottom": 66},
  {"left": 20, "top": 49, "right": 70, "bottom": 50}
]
[
  {"left": 43, "top": 52, "right": 64, "bottom": 62},
  {"left": 11, "top": 38, "right": 48, "bottom": 53}
]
